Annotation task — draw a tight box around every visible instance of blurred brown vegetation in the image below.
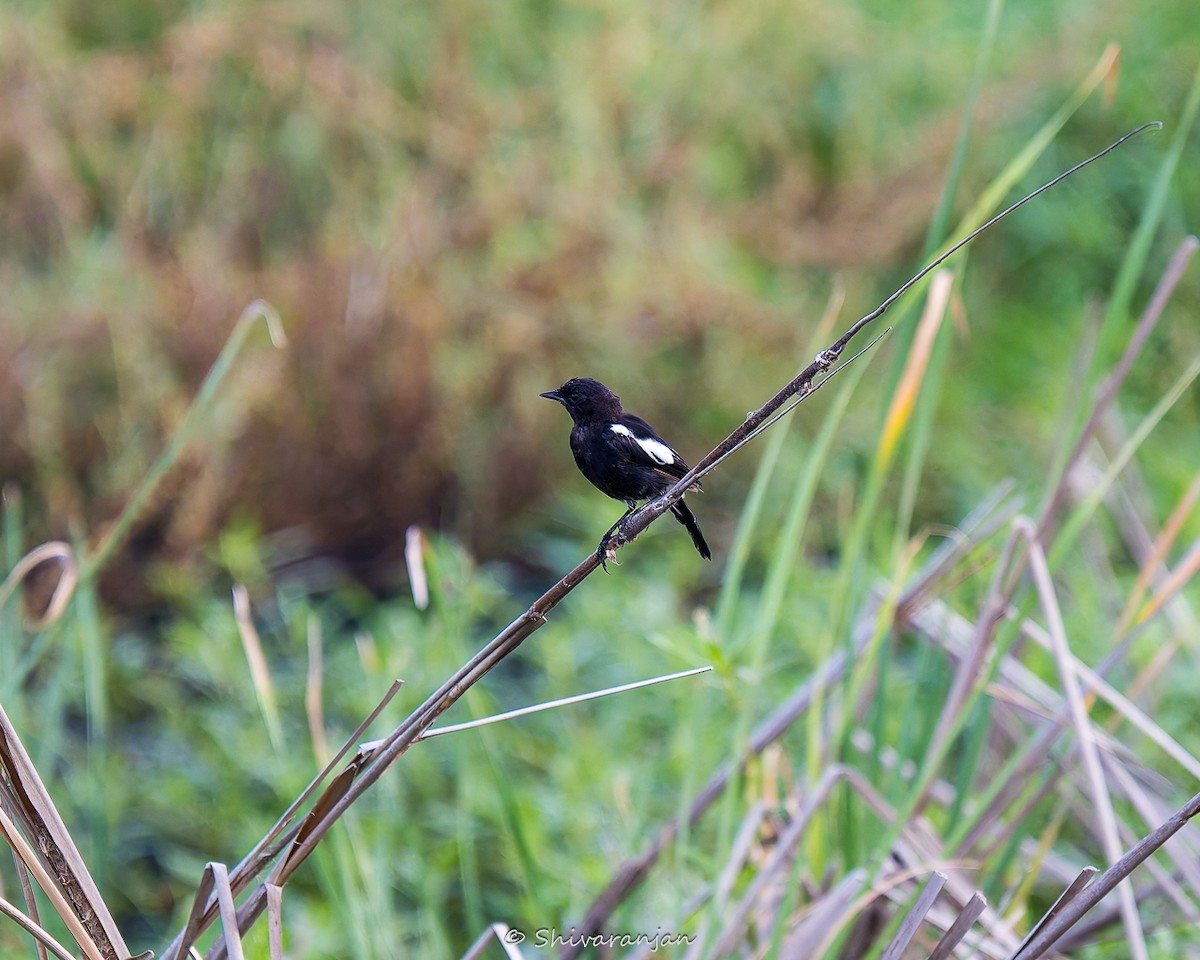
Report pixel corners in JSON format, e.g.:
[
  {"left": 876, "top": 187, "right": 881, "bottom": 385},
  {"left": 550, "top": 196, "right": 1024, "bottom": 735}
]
[{"left": 1, "top": 0, "right": 1193, "bottom": 610}]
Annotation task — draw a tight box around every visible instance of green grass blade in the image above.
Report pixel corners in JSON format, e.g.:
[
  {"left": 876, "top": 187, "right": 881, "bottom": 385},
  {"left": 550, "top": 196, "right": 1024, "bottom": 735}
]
[
  {"left": 1101, "top": 61, "right": 1200, "bottom": 340},
  {"left": 81, "top": 300, "right": 284, "bottom": 581}
]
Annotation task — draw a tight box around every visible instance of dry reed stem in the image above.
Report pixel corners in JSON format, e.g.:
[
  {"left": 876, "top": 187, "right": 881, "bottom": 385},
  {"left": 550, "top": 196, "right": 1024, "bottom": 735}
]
[
  {"left": 0, "top": 806, "right": 103, "bottom": 960},
  {"left": 775, "top": 869, "right": 869, "bottom": 959},
  {"left": 1008, "top": 787, "right": 1200, "bottom": 958},
  {"left": 265, "top": 885, "right": 283, "bottom": 960},
  {"left": 880, "top": 871, "right": 948, "bottom": 960},
  {"left": 208, "top": 864, "right": 244, "bottom": 960},
  {"left": 167, "top": 682, "right": 402, "bottom": 959},
  {"left": 14, "top": 855, "right": 50, "bottom": 960},
  {"left": 173, "top": 866, "right": 216, "bottom": 960},
  {"left": 1010, "top": 866, "right": 1097, "bottom": 958},
  {"left": 1038, "top": 235, "right": 1199, "bottom": 538},
  {"left": 714, "top": 803, "right": 767, "bottom": 909},
  {"left": 0, "top": 893, "right": 80, "bottom": 960},
  {"left": 1021, "top": 621, "right": 1200, "bottom": 782},
  {"left": 928, "top": 892, "right": 987, "bottom": 960},
  {"left": 1103, "top": 762, "right": 1200, "bottom": 918},
  {"left": 1026, "top": 528, "right": 1149, "bottom": 960},
  {"left": 0, "top": 704, "right": 133, "bottom": 960},
  {"left": 704, "top": 766, "right": 851, "bottom": 958}
]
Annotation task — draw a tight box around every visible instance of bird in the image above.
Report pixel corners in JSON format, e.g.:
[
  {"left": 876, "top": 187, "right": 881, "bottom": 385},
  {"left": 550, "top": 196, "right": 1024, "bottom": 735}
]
[{"left": 540, "top": 377, "right": 711, "bottom": 570}]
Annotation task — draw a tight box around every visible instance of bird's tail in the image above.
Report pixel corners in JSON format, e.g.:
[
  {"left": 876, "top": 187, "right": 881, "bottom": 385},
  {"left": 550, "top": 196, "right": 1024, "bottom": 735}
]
[{"left": 670, "top": 501, "right": 711, "bottom": 560}]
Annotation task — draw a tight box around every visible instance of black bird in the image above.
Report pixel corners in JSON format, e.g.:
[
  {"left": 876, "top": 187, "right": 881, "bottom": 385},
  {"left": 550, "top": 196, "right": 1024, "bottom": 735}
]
[{"left": 540, "top": 377, "right": 711, "bottom": 568}]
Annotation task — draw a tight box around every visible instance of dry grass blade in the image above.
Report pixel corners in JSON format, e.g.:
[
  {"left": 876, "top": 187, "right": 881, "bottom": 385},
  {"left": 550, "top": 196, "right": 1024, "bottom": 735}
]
[
  {"left": 405, "top": 525, "right": 429, "bottom": 611},
  {"left": 0, "top": 705, "right": 131, "bottom": 960},
  {"left": 880, "top": 871, "right": 948, "bottom": 960},
  {"left": 1026, "top": 527, "right": 1148, "bottom": 960},
  {"left": 1102, "top": 762, "right": 1200, "bottom": 916},
  {"left": 237, "top": 678, "right": 402, "bottom": 860},
  {"left": 777, "top": 869, "right": 870, "bottom": 959},
  {"left": 715, "top": 802, "right": 767, "bottom": 910},
  {"left": 173, "top": 865, "right": 217, "bottom": 960},
  {"left": 706, "top": 766, "right": 853, "bottom": 959},
  {"left": 0, "top": 893, "right": 81, "bottom": 960},
  {"left": 14, "top": 855, "right": 50, "bottom": 960},
  {"left": 1010, "top": 867, "right": 1097, "bottom": 959},
  {"left": 161, "top": 681, "right": 403, "bottom": 960},
  {"left": 1006, "top": 788, "right": 1200, "bottom": 958},
  {"left": 0, "top": 541, "right": 77, "bottom": 629},
  {"left": 714, "top": 764, "right": 957, "bottom": 960},
  {"left": 232, "top": 586, "right": 281, "bottom": 750},
  {"left": 269, "top": 762, "right": 364, "bottom": 887},
  {"left": 1126, "top": 536, "right": 1200, "bottom": 637},
  {"left": 266, "top": 885, "right": 283, "bottom": 960},
  {"left": 305, "top": 616, "right": 328, "bottom": 764},
  {"left": 1114, "top": 472, "right": 1200, "bottom": 640},
  {"left": 209, "top": 864, "right": 245, "bottom": 960},
  {"left": 0, "top": 805, "right": 103, "bottom": 960},
  {"left": 813, "top": 861, "right": 994, "bottom": 960},
  {"left": 913, "top": 516, "right": 1030, "bottom": 818},
  {"left": 877, "top": 269, "right": 954, "bottom": 469},
  {"left": 927, "top": 892, "right": 987, "bottom": 960}
]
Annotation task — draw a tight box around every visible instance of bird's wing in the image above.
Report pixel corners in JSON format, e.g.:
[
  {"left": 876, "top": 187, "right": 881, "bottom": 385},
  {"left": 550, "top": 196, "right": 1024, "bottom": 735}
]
[{"left": 608, "top": 416, "right": 692, "bottom": 483}]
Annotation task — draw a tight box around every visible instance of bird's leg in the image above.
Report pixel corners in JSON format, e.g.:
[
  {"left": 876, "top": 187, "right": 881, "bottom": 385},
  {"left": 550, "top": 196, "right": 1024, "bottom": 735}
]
[{"left": 597, "top": 502, "right": 638, "bottom": 573}]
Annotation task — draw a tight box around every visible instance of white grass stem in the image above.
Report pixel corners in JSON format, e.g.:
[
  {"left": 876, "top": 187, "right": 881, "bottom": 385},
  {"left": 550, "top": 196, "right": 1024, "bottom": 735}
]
[
  {"left": 411, "top": 667, "right": 711, "bottom": 741},
  {"left": 1024, "top": 525, "right": 1148, "bottom": 960}
]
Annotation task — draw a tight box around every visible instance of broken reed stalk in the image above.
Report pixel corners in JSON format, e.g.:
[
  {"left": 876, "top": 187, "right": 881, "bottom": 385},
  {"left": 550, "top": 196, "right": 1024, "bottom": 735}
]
[
  {"left": 154, "top": 123, "right": 1162, "bottom": 960},
  {"left": 1010, "top": 788, "right": 1200, "bottom": 960}
]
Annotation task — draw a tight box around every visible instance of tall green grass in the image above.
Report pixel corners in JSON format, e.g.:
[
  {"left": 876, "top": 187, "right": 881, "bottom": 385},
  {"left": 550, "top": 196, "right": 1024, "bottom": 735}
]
[{"left": 2, "top": 1, "right": 1199, "bottom": 958}]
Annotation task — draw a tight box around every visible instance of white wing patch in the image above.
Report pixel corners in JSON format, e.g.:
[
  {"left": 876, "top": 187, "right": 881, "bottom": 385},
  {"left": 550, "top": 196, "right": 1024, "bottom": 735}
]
[{"left": 610, "top": 423, "right": 676, "bottom": 465}]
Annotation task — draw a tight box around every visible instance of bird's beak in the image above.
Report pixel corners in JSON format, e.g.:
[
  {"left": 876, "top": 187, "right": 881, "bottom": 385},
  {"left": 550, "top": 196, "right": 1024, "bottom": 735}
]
[{"left": 539, "top": 390, "right": 561, "bottom": 402}]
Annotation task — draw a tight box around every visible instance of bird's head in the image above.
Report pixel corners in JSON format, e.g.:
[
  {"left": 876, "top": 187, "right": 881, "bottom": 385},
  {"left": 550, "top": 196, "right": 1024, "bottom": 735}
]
[{"left": 539, "top": 377, "right": 622, "bottom": 423}]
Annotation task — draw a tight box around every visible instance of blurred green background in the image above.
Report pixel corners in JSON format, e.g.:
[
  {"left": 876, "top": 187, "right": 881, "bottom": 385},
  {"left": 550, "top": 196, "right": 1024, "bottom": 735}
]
[
  {"left": 1, "top": 0, "right": 1198, "bottom": 956},
  {"left": 2, "top": 0, "right": 1195, "bottom": 602}
]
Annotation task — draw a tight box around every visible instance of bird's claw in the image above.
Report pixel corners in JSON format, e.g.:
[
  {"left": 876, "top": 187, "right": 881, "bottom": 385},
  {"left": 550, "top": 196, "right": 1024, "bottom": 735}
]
[{"left": 596, "top": 531, "right": 623, "bottom": 573}]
